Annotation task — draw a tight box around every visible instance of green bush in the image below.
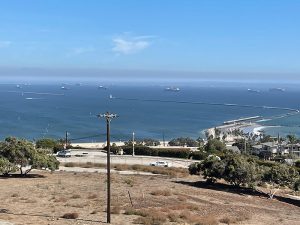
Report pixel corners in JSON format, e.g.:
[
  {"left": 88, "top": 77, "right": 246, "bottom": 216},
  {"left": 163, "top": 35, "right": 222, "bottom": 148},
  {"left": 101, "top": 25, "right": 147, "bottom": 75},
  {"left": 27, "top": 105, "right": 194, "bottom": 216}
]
[
  {"left": 188, "top": 162, "right": 201, "bottom": 175},
  {"left": 189, "top": 151, "right": 208, "bottom": 160},
  {"left": 36, "top": 138, "right": 57, "bottom": 149},
  {"left": 0, "top": 137, "right": 59, "bottom": 175},
  {"left": 122, "top": 146, "right": 191, "bottom": 159},
  {"left": 168, "top": 137, "right": 198, "bottom": 147},
  {"left": 192, "top": 153, "right": 262, "bottom": 187},
  {"left": 293, "top": 179, "right": 300, "bottom": 191},
  {"left": 204, "top": 139, "right": 226, "bottom": 153}
]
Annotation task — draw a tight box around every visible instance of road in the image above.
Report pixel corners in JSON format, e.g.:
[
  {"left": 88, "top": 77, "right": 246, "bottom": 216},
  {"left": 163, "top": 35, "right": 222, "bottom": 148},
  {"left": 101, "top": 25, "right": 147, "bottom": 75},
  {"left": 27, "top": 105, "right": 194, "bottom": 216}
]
[{"left": 56, "top": 149, "right": 198, "bottom": 168}]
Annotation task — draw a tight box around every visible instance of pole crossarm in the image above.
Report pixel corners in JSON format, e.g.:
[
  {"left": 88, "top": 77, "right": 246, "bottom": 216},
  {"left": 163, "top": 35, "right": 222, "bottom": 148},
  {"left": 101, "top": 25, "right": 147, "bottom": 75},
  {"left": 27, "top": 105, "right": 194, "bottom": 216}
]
[{"left": 98, "top": 112, "right": 117, "bottom": 122}]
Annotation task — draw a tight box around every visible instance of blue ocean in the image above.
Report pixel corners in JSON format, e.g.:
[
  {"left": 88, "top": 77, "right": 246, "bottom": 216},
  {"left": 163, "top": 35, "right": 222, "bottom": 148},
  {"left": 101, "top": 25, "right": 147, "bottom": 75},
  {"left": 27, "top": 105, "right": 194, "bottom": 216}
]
[{"left": 0, "top": 81, "right": 300, "bottom": 142}]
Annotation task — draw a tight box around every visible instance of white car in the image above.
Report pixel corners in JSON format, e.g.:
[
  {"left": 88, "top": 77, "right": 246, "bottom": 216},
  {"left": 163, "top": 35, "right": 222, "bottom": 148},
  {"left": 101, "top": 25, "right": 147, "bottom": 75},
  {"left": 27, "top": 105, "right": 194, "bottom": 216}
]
[
  {"left": 150, "top": 161, "right": 169, "bottom": 167},
  {"left": 57, "top": 150, "right": 71, "bottom": 157}
]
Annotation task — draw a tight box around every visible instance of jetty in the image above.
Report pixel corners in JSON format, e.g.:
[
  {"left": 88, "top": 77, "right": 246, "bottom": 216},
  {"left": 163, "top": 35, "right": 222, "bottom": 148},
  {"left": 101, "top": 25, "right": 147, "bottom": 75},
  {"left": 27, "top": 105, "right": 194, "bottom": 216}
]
[{"left": 223, "top": 116, "right": 262, "bottom": 125}]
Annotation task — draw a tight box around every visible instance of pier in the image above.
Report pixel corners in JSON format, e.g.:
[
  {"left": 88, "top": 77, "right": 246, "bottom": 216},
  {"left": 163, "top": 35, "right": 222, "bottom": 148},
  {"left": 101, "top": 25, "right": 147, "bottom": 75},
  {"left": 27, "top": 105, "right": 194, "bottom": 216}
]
[{"left": 223, "top": 116, "right": 262, "bottom": 125}]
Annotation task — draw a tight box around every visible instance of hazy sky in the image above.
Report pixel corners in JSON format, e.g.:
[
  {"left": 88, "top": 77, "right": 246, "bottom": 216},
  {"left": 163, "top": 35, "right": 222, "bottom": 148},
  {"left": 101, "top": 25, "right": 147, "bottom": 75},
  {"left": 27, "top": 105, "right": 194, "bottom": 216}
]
[{"left": 0, "top": 0, "right": 299, "bottom": 77}]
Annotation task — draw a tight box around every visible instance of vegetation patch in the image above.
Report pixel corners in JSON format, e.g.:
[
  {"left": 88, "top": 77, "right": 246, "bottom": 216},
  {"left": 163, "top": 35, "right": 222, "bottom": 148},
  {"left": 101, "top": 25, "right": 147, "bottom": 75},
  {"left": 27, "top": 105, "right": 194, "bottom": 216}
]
[
  {"left": 150, "top": 189, "right": 172, "bottom": 196},
  {"left": 61, "top": 212, "right": 79, "bottom": 219}
]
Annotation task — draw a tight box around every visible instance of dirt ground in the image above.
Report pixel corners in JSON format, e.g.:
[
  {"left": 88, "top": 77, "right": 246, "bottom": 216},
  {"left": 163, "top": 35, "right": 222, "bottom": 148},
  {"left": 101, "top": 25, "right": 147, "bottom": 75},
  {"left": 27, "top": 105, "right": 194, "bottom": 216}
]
[{"left": 0, "top": 170, "right": 299, "bottom": 225}]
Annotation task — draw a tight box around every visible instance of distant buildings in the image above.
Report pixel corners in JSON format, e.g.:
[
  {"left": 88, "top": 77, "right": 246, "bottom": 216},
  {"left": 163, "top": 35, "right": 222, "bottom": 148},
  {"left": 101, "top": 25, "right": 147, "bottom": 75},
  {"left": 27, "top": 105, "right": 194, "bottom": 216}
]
[{"left": 252, "top": 141, "right": 300, "bottom": 160}]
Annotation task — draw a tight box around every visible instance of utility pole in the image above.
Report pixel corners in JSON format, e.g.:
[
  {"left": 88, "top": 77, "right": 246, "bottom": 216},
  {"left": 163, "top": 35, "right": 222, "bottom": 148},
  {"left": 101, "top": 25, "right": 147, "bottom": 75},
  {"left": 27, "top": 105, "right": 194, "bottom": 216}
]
[
  {"left": 98, "top": 112, "right": 117, "bottom": 224},
  {"left": 277, "top": 133, "right": 280, "bottom": 155},
  {"left": 163, "top": 131, "right": 165, "bottom": 147},
  {"left": 65, "top": 131, "right": 68, "bottom": 149},
  {"left": 132, "top": 132, "right": 135, "bottom": 156}
]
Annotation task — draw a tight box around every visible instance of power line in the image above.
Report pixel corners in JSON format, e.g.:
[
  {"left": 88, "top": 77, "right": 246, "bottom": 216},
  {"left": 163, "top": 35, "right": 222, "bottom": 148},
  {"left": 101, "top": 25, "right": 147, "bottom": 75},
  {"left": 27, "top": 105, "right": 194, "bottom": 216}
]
[{"left": 111, "top": 96, "right": 299, "bottom": 112}]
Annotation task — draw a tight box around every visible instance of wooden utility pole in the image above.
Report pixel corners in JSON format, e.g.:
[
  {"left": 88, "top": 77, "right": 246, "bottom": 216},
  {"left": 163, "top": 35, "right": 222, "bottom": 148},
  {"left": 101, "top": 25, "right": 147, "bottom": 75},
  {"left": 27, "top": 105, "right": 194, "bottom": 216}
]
[
  {"left": 132, "top": 132, "right": 135, "bottom": 156},
  {"left": 98, "top": 112, "right": 117, "bottom": 224},
  {"left": 65, "top": 131, "right": 68, "bottom": 149}
]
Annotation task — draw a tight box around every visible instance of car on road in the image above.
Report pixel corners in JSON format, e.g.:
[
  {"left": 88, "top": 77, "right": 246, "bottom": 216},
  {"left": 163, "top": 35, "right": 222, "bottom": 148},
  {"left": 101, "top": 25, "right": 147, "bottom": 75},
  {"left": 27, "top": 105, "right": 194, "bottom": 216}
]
[
  {"left": 57, "top": 150, "right": 71, "bottom": 157},
  {"left": 150, "top": 161, "right": 169, "bottom": 167}
]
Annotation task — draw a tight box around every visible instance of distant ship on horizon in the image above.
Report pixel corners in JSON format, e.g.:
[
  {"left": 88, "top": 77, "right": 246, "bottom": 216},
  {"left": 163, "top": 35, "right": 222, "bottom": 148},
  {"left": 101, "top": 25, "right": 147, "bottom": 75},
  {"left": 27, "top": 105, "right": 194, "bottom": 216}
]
[
  {"left": 61, "top": 86, "right": 70, "bottom": 90},
  {"left": 98, "top": 85, "right": 107, "bottom": 90},
  {"left": 165, "top": 87, "right": 180, "bottom": 92},
  {"left": 269, "top": 87, "right": 285, "bottom": 92},
  {"left": 247, "top": 88, "right": 260, "bottom": 93}
]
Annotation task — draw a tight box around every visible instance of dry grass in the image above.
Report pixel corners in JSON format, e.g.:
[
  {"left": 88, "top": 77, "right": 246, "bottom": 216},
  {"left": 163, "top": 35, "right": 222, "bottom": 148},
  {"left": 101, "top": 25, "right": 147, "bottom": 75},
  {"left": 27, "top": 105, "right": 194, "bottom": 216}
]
[
  {"left": 179, "top": 210, "right": 200, "bottom": 223},
  {"left": 62, "top": 161, "right": 189, "bottom": 177},
  {"left": 65, "top": 202, "right": 88, "bottom": 208},
  {"left": 150, "top": 189, "right": 172, "bottom": 196},
  {"left": 177, "top": 195, "right": 187, "bottom": 202},
  {"left": 70, "top": 194, "right": 81, "bottom": 199},
  {"left": 53, "top": 197, "right": 68, "bottom": 203},
  {"left": 123, "top": 177, "right": 135, "bottom": 187},
  {"left": 132, "top": 208, "right": 168, "bottom": 225},
  {"left": 169, "top": 202, "right": 199, "bottom": 211},
  {"left": 195, "top": 215, "right": 219, "bottom": 225},
  {"left": 0, "top": 170, "right": 297, "bottom": 225},
  {"left": 219, "top": 213, "right": 251, "bottom": 224},
  {"left": 168, "top": 212, "right": 180, "bottom": 222},
  {"left": 111, "top": 205, "right": 121, "bottom": 214},
  {"left": 62, "top": 162, "right": 106, "bottom": 168},
  {"left": 61, "top": 212, "right": 79, "bottom": 219},
  {"left": 87, "top": 193, "right": 98, "bottom": 199}
]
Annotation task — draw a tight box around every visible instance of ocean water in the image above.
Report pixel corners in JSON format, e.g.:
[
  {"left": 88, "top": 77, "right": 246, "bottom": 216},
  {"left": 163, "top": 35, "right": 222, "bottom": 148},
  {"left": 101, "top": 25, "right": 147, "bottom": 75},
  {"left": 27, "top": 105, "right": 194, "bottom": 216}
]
[{"left": 0, "top": 82, "right": 300, "bottom": 142}]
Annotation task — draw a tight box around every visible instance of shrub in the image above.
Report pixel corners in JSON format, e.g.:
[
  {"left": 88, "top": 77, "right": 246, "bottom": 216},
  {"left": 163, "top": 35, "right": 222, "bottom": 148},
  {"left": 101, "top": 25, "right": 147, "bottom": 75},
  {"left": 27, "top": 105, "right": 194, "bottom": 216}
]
[
  {"left": 293, "top": 179, "right": 300, "bottom": 191},
  {"left": 61, "top": 212, "right": 79, "bottom": 219},
  {"left": 189, "top": 150, "right": 208, "bottom": 160},
  {"left": 189, "top": 162, "right": 201, "bottom": 175},
  {"left": 262, "top": 163, "right": 299, "bottom": 198},
  {"left": 122, "top": 145, "right": 191, "bottom": 158},
  {"left": 150, "top": 189, "right": 172, "bottom": 196},
  {"left": 168, "top": 137, "right": 198, "bottom": 147},
  {"left": 204, "top": 138, "right": 226, "bottom": 153},
  {"left": 35, "top": 138, "right": 57, "bottom": 150},
  {"left": 194, "top": 152, "right": 262, "bottom": 187}
]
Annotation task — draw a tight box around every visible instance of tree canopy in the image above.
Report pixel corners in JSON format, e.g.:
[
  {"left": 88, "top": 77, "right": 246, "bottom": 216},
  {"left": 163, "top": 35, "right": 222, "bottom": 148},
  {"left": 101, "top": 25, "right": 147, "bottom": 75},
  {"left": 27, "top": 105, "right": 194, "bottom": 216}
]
[
  {"left": 0, "top": 137, "right": 59, "bottom": 175},
  {"left": 168, "top": 137, "right": 198, "bottom": 147}
]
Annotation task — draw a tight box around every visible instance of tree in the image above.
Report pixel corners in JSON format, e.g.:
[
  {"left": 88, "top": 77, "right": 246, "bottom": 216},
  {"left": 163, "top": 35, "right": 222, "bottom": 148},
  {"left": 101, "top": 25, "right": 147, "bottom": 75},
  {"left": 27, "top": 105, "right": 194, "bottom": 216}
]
[
  {"left": 190, "top": 152, "right": 262, "bottom": 188},
  {"left": 141, "top": 138, "right": 160, "bottom": 146},
  {"left": 222, "top": 154, "right": 261, "bottom": 187},
  {"left": 294, "top": 160, "right": 300, "bottom": 168},
  {"left": 199, "top": 155, "right": 225, "bottom": 183},
  {"left": 0, "top": 157, "right": 17, "bottom": 175},
  {"left": 214, "top": 128, "right": 221, "bottom": 139},
  {"left": 0, "top": 137, "right": 59, "bottom": 175},
  {"left": 293, "top": 179, "right": 300, "bottom": 191},
  {"left": 286, "top": 134, "right": 298, "bottom": 144},
  {"left": 204, "top": 138, "right": 226, "bottom": 153},
  {"left": 36, "top": 138, "right": 58, "bottom": 150},
  {"left": 196, "top": 137, "right": 205, "bottom": 148},
  {"left": 168, "top": 137, "right": 197, "bottom": 147},
  {"left": 262, "top": 164, "right": 299, "bottom": 199},
  {"left": 233, "top": 139, "right": 251, "bottom": 154},
  {"left": 259, "top": 134, "right": 274, "bottom": 143}
]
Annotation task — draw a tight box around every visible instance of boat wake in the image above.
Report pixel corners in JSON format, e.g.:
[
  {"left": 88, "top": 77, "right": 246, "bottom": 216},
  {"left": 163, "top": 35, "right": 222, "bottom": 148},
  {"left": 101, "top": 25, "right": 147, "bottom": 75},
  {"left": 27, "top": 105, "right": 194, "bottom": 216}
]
[{"left": 5, "top": 91, "right": 65, "bottom": 96}]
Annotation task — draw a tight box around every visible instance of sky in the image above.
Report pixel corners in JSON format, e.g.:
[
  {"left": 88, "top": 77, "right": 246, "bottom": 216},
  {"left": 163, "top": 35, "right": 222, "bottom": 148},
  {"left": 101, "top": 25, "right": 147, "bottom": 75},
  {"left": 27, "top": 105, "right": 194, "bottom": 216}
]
[{"left": 0, "top": 0, "right": 299, "bottom": 80}]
